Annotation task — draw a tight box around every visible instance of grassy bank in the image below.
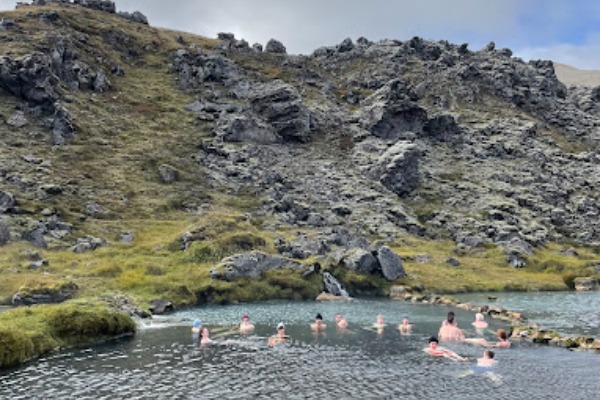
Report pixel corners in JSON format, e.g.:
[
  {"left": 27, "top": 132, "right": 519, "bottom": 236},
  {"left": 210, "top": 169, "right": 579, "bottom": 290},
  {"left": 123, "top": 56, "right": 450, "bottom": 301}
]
[{"left": 0, "top": 300, "right": 135, "bottom": 369}]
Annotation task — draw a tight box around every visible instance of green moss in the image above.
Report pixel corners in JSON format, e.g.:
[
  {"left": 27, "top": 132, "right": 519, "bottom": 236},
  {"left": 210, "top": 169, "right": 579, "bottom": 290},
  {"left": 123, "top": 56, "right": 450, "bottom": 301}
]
[{"left": 0, "top": 301, "right": 135, "bottom": 369}]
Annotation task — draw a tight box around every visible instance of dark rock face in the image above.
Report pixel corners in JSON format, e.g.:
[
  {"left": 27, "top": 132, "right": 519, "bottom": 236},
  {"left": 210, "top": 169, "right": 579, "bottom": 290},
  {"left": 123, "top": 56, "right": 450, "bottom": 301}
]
[
  {"left": 0, "top": 35, "right": 112, "bottom": 144},
  {"left": 368, "top": 142, "right": 420, "bottom": 197},
  {"left": 212, "top": 251, "right": 304, "bottom": 281},
  {"left": 341, "top": 248, "right": 379, "bottom": 274},
  {"left": 73, "top": 0, "right": 116, "bottom": 13},
  {"left": 0, "top": 191, "right": 16, "bottom": 214},
  {"left": 12, "top": 282, "right": 78, "bottom": 306},
  {"left": 265, "top": 39, "right": 287, "bottom": 54},
  {"left": 170, "top": 50, "right": 240, "bottom": 90},
  {"left": 149, "top": 299, "right": 174, "bottom": 314},
  {"left": 250, "top": 81, "right": 311, "bottom": 142},
  {"left": 376, "top": 246, "right": 405, "bottom": 280},
  {"left": 0, "top": 221, "right": 10, "bottom": 245},
  {"left": 118, "top": 11, "right": 148, "bottom": 24},
  {"left": 360, "top": 79, "right": 428, "bottom": 141}
]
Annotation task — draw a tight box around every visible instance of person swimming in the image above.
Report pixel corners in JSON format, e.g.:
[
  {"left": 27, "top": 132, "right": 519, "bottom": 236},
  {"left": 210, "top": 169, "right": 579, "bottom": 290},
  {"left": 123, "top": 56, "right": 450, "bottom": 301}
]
[
  {"left": 423, "top": 336, "right": 466, "bottom": 361},
  {"left": 268, "top": 322, "right": 289, "bottom": 347},
  {"left": 311, "top": 313, "right": 327, "bottom": 331},
  {"left": 240, "top": 314, "right": 255, "bottom": 333},
  {"left": 472, "top": 313, "right": 489, "bottom": 329},
  {"left": 494, "top": 329, "right": 511, "bottom": 348},
  {"left": 336, "top": 313, "right": 348, "bottom": 329},
  {"left": 398, "top": 316, "right": 413, "bottom": 334},
  {"left": 374, "top": 314, "right": 385, "bottom": 328}
]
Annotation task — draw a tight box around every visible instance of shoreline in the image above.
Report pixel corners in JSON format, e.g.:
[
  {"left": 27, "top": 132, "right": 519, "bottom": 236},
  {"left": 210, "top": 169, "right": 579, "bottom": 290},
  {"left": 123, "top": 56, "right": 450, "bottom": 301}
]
[{"left": 389, "top": 286, "right": 600, "bottom": 353}]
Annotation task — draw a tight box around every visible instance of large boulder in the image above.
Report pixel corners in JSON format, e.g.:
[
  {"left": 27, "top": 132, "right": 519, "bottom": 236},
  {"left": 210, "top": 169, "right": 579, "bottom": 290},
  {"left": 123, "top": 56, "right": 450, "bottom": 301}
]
[
  {"left": 341, "top": 248, "right": 379, "bottom": 274},
  {"left": 360, "top": 79, "right": 428, "bottom": 140},
  {"left": 251, "top": 81, "right": 311, "bottom": 142},
  {"left": 170, "top": 50, "right": 240, "bottom": 89},
  {"left": 0, "top": 221, "right": 10, "bottom": 245},
  {"left": 265, "top": 39, "right": 287, "bottom": 54},
  {"left": 215, "top": 114, "right": 277, "bottom": 144},
  {"left": 0, "top": 191, "right": 15, "bottom": 214},
  {"left": 149, "top": 299, "right": 173, "bottom": 314},
  {"left": 375, "top": 246, "right": 405, "bottom": 281},
  {"left": 12, "top": 282, "right": 78, "bottom": 306},
  {"left": 212, "top": 251, "right": 304, "bottom": 281},
  {"left": 368, "top": 141, "right": 420, "bottom": 197}
]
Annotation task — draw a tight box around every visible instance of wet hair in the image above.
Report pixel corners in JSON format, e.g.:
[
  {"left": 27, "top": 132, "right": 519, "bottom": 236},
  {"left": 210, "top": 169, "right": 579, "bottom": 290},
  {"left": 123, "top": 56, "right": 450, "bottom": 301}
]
[
  {"left": 498, "top": 329, "right": 507, "bottom": 340},
  {"left": 428, "top": 336, "right": 439, "bottom": 344},
  {"left": 316, "top": 313, "right": 323, "bottom": 320},
  {"left": 485, "top": 349, "right": 495, "bottom": 359},
  {"left": 446, "top": 313, "right": 455, "bottom": 325}
]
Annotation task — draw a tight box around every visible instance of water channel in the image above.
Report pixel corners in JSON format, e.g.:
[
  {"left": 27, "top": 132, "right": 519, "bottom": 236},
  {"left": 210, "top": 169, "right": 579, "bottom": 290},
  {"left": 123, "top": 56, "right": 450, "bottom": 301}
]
[{"left": 1, "top": 297, "right": 599, "bottom": 399}]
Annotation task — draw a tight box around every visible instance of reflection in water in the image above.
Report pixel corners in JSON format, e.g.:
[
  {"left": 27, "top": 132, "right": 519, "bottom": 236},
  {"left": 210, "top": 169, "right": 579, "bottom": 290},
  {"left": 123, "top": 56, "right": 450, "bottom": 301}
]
[{"left": 1, "top": 298, "right": 599, "bottom": 399}]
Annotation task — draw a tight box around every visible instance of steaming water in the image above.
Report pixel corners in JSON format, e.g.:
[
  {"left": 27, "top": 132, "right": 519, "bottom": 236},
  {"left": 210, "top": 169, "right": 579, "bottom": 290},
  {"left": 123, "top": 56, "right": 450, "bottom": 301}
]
[
  {"left": 1, "top": 298, "right": 599, "bottom": 399},
  {"left": 456, "top": 291, "right": 600, "bottom": 337}
]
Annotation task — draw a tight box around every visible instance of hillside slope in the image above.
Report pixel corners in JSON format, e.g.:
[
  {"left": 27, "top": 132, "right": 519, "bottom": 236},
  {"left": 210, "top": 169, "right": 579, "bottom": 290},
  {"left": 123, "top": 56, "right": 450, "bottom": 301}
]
[{"left": 0, "top": 1, "right": 599, "bottom": 308}]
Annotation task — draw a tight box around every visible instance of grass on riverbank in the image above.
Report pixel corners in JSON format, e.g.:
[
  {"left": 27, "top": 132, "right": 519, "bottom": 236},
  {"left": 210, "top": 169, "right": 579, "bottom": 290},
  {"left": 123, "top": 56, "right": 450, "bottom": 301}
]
[
  {"left": 0, "top": 300, "right": 135, "bottom": 369},
  {"left": 394, "top": 238, "right": 600, "bottom": 293}
]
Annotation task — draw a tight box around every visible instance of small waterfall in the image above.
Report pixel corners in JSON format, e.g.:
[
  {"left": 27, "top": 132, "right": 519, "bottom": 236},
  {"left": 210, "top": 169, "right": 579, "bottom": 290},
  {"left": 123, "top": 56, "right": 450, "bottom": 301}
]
[{"left": 323, "top": 272, "right": 351, "bottom": 299}]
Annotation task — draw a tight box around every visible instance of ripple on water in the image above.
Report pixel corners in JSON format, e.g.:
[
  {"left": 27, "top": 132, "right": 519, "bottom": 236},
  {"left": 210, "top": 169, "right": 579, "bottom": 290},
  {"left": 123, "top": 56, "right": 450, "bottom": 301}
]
[{"left": 1, "top": 298, "right": 599, "bottom": 399}]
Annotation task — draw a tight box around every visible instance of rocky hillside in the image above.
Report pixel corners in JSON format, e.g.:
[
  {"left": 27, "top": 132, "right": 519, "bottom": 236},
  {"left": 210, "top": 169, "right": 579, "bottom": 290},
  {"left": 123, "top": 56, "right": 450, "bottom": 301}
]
[{"left": 0, "top": 0, "right": 598, "bottom": 278}]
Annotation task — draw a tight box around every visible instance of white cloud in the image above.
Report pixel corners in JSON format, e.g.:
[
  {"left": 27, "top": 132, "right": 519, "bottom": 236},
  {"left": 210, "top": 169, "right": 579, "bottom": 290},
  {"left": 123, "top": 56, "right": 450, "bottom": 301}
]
[
  {"left": 1, "top": 0, "right": 599, "bottom": 69},
  {"left": 516, "top": 34, "right": 600, "bottom": 70}
]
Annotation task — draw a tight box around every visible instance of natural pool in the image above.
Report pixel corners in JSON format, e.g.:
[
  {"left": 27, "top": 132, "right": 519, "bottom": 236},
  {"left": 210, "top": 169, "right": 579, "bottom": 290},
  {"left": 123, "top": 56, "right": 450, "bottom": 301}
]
[
  {"left": 1, "top": 298, "right": 599, "bottom": 399},
  {"left": 456, "top": 291, "right": 600, "bottom": 337}
]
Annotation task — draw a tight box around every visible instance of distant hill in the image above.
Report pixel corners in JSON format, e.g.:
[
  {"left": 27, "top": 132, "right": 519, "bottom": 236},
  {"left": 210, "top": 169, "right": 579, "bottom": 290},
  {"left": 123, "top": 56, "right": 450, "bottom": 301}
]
[{"left": 555, "top": 63, "right": 600, "bottom": 87}]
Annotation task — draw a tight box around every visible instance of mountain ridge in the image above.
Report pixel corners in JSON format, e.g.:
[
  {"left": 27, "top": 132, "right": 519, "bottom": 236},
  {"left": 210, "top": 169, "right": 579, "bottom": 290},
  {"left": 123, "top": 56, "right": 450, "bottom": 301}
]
[{"left": 0, "top": 0, "right": 598, "bottom": 306}]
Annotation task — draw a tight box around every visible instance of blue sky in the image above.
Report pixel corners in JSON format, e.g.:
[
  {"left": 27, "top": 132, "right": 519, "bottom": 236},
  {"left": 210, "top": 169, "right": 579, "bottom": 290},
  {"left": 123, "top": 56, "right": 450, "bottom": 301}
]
[{"left": 2, "top": 0, "right": 600, "bottom": 69}]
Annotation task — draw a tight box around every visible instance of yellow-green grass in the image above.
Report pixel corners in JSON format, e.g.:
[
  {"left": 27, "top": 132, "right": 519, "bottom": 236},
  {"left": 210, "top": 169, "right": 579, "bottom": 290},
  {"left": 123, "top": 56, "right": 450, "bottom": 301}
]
[
  {"left": 0, "top": 300, "right": 135, "bottom": 368},
  {"left": 392, "top": 237, "right": 600, "bottom": 294}
]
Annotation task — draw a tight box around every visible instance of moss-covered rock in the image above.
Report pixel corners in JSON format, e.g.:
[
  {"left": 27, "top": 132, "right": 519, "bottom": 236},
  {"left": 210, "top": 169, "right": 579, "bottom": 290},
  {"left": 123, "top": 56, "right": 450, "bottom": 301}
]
[{"left": 0, "top": 301, "right": 135, "bottom": 369}]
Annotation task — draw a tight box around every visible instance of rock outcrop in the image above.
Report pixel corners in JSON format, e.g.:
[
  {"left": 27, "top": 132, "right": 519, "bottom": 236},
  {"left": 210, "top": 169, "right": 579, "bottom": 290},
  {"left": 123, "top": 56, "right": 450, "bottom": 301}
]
[{"left": 212, "top": 251, "right": 305, "bottom": 281}]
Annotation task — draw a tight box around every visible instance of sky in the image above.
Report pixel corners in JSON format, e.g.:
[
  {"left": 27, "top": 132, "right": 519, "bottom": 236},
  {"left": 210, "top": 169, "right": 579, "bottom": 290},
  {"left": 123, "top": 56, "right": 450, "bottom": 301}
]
[{"left": 2, "top": 0, "right": 600, "bottom": 69}]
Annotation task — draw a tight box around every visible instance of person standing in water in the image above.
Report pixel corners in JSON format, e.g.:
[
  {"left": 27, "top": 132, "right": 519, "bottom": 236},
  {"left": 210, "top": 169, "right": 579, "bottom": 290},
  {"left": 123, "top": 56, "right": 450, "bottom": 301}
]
[
  {"left": 268, "top": 322, "right": 289, "bottom": 347},
  {"left": 192, "top": 319, "right": 203, "bottom": 344},
  {"left": 240, "top": 314, "right": 255, "bottom": 334},
  {"left": 311, "top": 313, "right": 327, "bottom": 331},
  {"left": 200, "top": 327, "right": 212, "bottom": 347},
  {"left": 398, "top": 316, "right": 413, "bottom": 335},
  {"left": 439, "top": 312, "right": 464, "bottom": 342}
]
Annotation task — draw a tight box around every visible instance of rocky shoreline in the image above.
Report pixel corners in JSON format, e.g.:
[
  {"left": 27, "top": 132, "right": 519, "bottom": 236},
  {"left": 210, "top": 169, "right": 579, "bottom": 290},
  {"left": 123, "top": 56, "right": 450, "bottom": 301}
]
[{"left": 389, "top": 285, "right": 600, "bottom": 353}]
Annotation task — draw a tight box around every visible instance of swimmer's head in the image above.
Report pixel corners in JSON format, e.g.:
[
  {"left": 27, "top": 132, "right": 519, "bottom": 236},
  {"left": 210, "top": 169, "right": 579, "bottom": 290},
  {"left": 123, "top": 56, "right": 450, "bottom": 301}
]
[
  {"left": 484, "top": 349, "right": 495, "bottom": 359},
  {"left": 447, "top": 311, "right": 455, "bottom": 325},
  {"left": 193, "top": 319, "right": 202, "bottom": 328},
  {"left": 428, "top": 336, "right": 439, "bottom": 344},
  {"left": 316, "top": 313, "right": 323, "bottom": 321},
  {"left": 475, "top": 313, "right": 485, "bottom": 321},
  {"left": 242, "top": 314, "right": 250, "bottom": 320},
  {"left": 277, "top": 322, "right": 285, "bottom": 331},
  {"left": 498, "top": 329, "right": 507, "bottom": 340}
]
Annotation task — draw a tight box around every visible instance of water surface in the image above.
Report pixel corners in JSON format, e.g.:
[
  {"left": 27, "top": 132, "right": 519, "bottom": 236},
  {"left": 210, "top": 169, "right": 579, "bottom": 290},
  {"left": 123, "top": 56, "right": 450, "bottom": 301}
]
[
  {"left": 456, "top": 291, "right": 600, "bottom": 337},
  {"left": 1, "top": 298, "right": 598, "bottom": 399}
]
